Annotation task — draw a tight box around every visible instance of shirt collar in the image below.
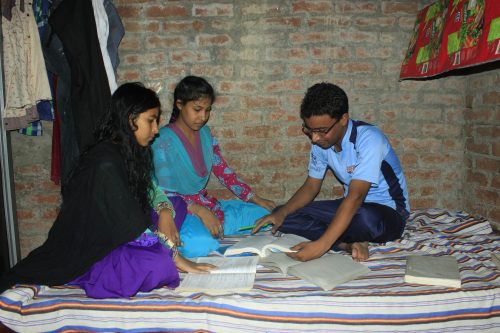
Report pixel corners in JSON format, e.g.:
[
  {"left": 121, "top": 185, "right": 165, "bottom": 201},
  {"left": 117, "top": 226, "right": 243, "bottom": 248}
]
[{"left": 333, "top": 118, "right": 352, "bottom": 153}]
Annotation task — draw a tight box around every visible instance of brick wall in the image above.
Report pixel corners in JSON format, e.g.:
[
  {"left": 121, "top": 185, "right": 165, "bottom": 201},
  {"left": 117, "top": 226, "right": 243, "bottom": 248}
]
[
  {"left": 9, "top": 0, "right": 497, "bottom": 257},
  {"left": 464, "top": 70, "right": 500, "bottom": 230},
  {"left": 11, "top": 126, "right": 59, "bottom": 257}
]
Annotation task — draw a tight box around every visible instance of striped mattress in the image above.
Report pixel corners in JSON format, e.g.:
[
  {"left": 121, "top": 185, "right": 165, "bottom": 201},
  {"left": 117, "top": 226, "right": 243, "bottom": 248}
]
[{"left": 0, "top": 208, "right": 499, "bottom": 332}]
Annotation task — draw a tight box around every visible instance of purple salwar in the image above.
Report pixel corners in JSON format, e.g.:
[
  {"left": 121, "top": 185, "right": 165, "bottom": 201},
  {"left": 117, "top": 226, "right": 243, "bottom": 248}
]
[{"left": 70, "top": 196, "right": 187, "bottom": 298}]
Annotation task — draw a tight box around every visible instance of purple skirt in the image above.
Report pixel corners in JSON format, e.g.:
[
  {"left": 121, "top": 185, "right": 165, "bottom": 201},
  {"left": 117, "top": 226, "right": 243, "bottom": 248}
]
[{"left": 70, "top": 197, "right": 187, "bottom": 298}]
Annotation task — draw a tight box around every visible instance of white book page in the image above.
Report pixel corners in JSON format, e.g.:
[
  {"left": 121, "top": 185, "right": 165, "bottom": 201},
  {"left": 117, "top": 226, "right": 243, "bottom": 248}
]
[
  {"left": 259, "top": 252, "right": 299, "bottom": 275},
  {"left": 196, "top": 256, "right": 259, "bottom": 274},
  {"left": 262, "top": 234, "right": 309, "bottom": 255},
  {"left": 177, "top": 273, "right": 255, "bottom": 292},
  {"left": 224, "top": 235, "right": 278, "bottom": 256},
  {"left": 224, "top": 233, "right": 310, "bottom": 257}
]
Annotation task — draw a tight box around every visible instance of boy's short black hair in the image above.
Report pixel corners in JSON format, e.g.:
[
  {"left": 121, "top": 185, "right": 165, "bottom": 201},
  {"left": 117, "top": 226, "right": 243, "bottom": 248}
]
[{"left": 300, "top": 82, "right": 349, "bottom": 120}]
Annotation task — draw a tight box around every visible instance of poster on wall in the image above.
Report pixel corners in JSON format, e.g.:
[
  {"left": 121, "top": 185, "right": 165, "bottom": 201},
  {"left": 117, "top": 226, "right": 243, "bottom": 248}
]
[{"left": 400, "top": 0, "right": 500, "bottom": 80}]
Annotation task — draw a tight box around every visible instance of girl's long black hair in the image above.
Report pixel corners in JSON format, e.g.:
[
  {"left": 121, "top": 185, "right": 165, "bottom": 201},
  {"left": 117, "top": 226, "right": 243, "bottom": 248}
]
[
  {"left": 93, "top": 82, "right": 161, "bottom": 213},
  {"left": 169, "top": 75, "right": 215, "bottom": 123}
]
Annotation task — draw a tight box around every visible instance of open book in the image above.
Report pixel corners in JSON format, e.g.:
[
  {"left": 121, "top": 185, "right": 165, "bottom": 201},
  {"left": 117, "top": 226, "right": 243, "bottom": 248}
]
[
  {"left": 176, "top": 256, "right": 258, "bottom": 292},
  {"left": 260, "top": 253, "right": 371, "bottom": 291},
  {"left": 404, "top": 255, "right": 461, "bottom": 288},
  {"left": 224, "top": 233, "right": 309, "bottom": 257}
]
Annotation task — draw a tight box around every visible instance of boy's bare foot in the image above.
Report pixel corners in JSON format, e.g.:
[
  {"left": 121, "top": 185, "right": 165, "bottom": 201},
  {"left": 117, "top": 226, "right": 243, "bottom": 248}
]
[{"left": 338, "top": 241, "right": 369, "bottom": 261}]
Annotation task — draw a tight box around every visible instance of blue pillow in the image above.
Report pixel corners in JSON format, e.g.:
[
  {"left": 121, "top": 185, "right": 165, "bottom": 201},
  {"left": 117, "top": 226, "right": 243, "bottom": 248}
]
[
  {"left": 220, "top": 200, "right": 270, "bottom": 235},
  {"left": 178, "top": 214, "right": 220, "bottom": 258}
]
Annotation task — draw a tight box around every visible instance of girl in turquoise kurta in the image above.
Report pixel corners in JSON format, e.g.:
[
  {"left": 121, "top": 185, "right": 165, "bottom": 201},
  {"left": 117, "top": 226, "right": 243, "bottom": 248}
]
[{"left": 152, "top": 76, "right": 276, "bottom": 257}]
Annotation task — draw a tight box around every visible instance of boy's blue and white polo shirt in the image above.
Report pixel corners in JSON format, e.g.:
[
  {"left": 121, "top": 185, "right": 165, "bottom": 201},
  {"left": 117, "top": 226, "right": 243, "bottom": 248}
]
[{"left": 308, "top": 119, "right": 410, "bottom": 219}]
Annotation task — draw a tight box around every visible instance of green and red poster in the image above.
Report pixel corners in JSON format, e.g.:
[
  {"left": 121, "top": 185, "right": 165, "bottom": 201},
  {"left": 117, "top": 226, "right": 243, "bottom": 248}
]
[{"left": 400, "top": 0, "right": 500, "bottom": 80}]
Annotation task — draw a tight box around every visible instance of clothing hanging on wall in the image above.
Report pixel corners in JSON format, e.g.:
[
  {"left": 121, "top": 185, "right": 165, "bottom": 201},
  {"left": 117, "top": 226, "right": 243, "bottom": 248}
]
[
  {"left": 43, "top": 0, "right": 124, "bottom": 184},
  {"left": 49, "top": 0, "right": 111, "bottom": 155},
  {"left": 42, "top": 22, "right": 78, "bottom": 184},
  {"left": 104, "top": 0, "right": 124, "bottom": 75},
  {"left": 18, "top": 0, "right": 56, "bottom": 137},
  {"left": 2, "top": 0, "right": 52, "bottom": 130},
  {"left": 1, "top": 0, "right": 125, "bottom": 184},
  {"left": 92, "top": 0, "right": 117, "bottom": 93}
]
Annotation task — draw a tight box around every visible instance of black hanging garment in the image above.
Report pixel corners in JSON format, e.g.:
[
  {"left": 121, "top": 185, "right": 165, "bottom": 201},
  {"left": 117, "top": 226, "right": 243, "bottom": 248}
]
[{"left": 49, "top": 0, "right": 111, "bottom": 152}]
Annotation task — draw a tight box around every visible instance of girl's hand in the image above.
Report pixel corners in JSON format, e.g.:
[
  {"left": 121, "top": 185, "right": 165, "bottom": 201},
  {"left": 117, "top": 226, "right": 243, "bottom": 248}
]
[
  {"left": 189, "top": 203, "right": 224, "bottom": 239},
  {"left": 250, "top": 195, "right": 277, "bottom": 212},
  {"left": 175, "top": 254, "right": 215, "bottom": 273},
  {"left": 158, "top": 208, "right": 181, "bottom": 246}
]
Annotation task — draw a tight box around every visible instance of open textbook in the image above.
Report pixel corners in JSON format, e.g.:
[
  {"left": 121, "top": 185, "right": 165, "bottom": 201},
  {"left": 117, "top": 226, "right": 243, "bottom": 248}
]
[
  {"left": 404, "top": 255, "right": 461, "bottom": 288},
  {"left": 176, "top": 256, "right": 259, "bottom": 292},
  {"left": 260, "top": 253, "right": 371, "bottom": 291},
  {"left": 224, "top": 233, "right": 309, "bottom": 257}
]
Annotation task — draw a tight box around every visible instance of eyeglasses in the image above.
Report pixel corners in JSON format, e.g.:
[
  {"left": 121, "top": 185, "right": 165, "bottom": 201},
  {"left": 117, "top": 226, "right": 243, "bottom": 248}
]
[{"left": 301, "top": 119, "right": 339, "bottom": 136}]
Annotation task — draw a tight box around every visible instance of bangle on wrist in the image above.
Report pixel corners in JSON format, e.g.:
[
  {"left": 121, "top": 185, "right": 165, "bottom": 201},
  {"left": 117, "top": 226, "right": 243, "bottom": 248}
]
[
  {"left": 155, "top": 201, "right": 175, "bottom": 219},
  {"left": 155, "top": 230, "right": 178, "bottom": 259}
]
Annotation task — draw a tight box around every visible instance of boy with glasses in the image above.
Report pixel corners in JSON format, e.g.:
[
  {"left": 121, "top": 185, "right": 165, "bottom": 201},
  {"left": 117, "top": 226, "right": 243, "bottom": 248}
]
[{"left": 253, "top": 83, "right": 409, "bottom": 261}]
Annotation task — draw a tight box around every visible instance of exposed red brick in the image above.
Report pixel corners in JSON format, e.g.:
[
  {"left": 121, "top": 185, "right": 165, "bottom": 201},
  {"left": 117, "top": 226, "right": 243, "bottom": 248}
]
[
  {"left": 339, "top": 31, "right": 377, "bottom": 42},
  {"left": 333, "top": 62, "right": 375, "bottom": 73},
  {"left": 382, "top": 2, "right": 418, "bottom": 14},
  {"left": 466, "top": 139, "right": 490, "bottom": 155},
  {"left": 145, "top": 5, "right": 187, "bottom": 18},
  {"left": 17, "top": 210, "right": 35, "bottom": 220},
  {"left": 253, "top": 154, "right": 282, "bottom": 167},
  {"left": 476, "top": 126, "right": 498, "bottom": 138},
  {"left": 33, "top": 194, "right": 61, "bottom": 204},
  {"left": 292, "top": 1, "right": 332, "bottom": 13},
  {"left": 355, "top": 47, "right": 392, "bottom": 58},
  {"left": 354, "top": 17, "right": 396, "bottom": 27},
  {"left": 492, "top": 143, "right": 500, "bottom": 157},
  {"left": 124, "top": 21, "right": 160, "bottom": 33},
  {"left": 289, "top": 32, "right": 330, "bottom": 44},
  {"left": 336, "top": 1, "right": 378, "bottom": 14},
  {"left": 482, "top": 91, "right": 500, "bottom": 104},
  {"left": 116, "top": 6, "right": 140, "bottom": 18},
  {"left": 475, "top": 157, "right": 499, "bottom": 173},
  {"left": 312, "top": 47, "right": 351, "bottom": 59},
  {"left": 146, "top": 36, "right": 186, "bottom": 49},
  {"left": 171, "top": 50, "right": 211, "bottom": 63},
  {"left": 118, "top": 69, "right": 140, "bottom": 81},
  {"left": 222, "top": 142, "right": 262, "bottom": 154},
  {"left": 475, "top": 188, "right": 499, "bottom": 205},
  {"left": 410, "top": 198, "right": 436, "bottom": 209},
  {"left": 264, "top": 17, "right": 301, "bottom": 28},
  {"left": 267, "top": 48, "right": 308, "bottom": 60},
  {"left": 193, "top": 4, "right": 233, "bottom": 17},
  {"left": 241, "top": 96, "right": 280, "bottom": 109},
  {"left": 265, "top": 79, "right": 303, "bottom": 92},
  {"left": 307, "top": 16, "right": 350, "bottom": 28},
  {"left": 196, "top": 34, "right": 231, "bottom": 46},
  {"left": 289, "top": 64, "right": 329, "bottom": 76},
  {"left": 191, "top": 64, "right": 234, "bottom": 78},
  {"left": 466, "top": 170, "right": 488, "bottom": 186}
]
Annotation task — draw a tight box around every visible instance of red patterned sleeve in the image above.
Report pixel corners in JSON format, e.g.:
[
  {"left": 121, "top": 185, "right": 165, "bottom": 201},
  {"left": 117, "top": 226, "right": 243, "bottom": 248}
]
[{"left": 210, "top": 134, "right": 254, "bottom": 201}]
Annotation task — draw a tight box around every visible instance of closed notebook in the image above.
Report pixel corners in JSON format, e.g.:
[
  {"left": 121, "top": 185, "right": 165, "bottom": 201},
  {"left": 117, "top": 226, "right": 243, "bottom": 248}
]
[{"left": 404, "top": 255, "right": 461, "bottom": 288}]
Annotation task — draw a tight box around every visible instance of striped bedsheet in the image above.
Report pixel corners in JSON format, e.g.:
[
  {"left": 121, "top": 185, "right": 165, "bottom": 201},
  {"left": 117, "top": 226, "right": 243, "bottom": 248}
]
[{"left": 1, "top": 208, "right": 499, "bottom": 333}]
